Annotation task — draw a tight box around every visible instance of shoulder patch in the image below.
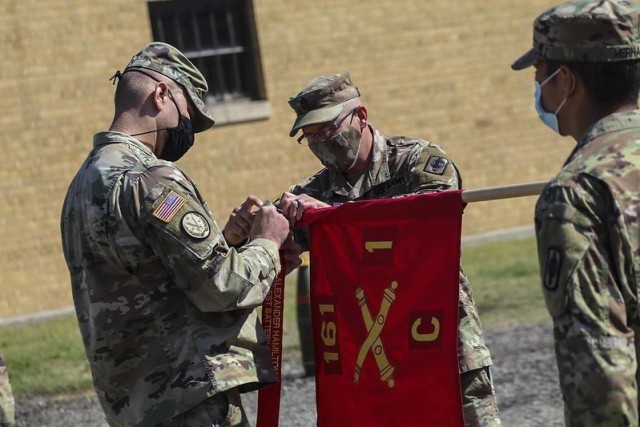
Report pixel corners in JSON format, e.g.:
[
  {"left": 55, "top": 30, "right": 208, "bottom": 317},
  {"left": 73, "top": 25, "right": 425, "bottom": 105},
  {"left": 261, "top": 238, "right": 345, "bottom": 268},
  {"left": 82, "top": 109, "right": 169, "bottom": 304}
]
[
  {"left": 424, "top": 156, "right": 449, "bottom": 175},
  {"left": 153, "top": 191, "right": 186, "bottom": 223},
  {"left": 181, "top": 211, "right": 211, "bottom": 239},
  {"left": 543, "top": 247, "right": 563, "bottom": 291}
]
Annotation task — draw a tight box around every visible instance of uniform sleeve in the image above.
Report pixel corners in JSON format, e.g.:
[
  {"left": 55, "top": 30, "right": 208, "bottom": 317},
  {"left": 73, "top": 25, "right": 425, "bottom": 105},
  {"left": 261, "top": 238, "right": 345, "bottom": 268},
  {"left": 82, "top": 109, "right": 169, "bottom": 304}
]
[
  {"left": 534, "top": 173, "right": 610, "bottom": 318},
  {"left": 121, "top": 165, "right": 280, "bottom": 313},
  {"left": 536, "top": 175, "right": 637, "bottom": 421},
  {"left": 407, "top": 142, "right": 460, "bottom": 194}
]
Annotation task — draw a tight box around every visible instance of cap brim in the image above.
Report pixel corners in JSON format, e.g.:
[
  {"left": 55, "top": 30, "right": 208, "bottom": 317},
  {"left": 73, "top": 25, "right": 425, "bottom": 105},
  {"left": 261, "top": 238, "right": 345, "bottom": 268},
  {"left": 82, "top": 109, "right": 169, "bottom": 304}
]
[
  {"left": 186, "top": 89, "right": 216, "bottom": 133},
  {"left": 289, "top": 103, "right": 346, "bottom": 137},
  {"left": 511, "top": 48, "right": 539, "bottom": 71}
]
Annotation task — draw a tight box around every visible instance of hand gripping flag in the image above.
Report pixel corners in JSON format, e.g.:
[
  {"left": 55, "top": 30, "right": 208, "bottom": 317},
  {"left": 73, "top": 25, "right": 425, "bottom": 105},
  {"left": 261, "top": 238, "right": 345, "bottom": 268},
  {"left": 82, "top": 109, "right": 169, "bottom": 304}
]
[{"left": 298, "top": 191, "right": 465, "bottom": 427}]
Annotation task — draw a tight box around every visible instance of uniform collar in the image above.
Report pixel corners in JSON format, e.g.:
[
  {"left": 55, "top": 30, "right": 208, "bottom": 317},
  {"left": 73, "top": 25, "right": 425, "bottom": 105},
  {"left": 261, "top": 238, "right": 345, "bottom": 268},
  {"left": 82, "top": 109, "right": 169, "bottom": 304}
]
[
  {"left": 93, "top": 131, "right": 156, "bottom": 157},
  {"left": 567, "top": 110, "right": 640, "bottom": 165}
]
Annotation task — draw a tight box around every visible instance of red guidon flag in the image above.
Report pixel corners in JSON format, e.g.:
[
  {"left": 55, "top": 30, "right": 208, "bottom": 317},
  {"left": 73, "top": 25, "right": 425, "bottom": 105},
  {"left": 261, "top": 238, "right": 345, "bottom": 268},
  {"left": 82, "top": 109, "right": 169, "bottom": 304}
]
[
  {"left": 257, "top": 253, "right": 286, "bottom": 427},
  {"left": 298, "top": 191, "right": 465, "bottom": 427}
]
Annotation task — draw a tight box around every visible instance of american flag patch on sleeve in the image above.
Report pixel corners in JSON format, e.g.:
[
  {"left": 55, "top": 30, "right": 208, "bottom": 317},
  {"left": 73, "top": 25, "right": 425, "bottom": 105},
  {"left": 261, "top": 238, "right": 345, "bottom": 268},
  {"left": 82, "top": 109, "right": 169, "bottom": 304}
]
[{"left": 153, "top": 191, "right": 187, "bottom": 223}]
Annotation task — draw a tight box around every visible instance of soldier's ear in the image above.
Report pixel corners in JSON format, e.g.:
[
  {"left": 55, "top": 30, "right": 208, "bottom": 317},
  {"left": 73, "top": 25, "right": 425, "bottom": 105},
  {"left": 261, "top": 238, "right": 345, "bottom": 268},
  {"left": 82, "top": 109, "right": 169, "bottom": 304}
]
[
  {"left": 151, "top": 81, "right": 172, "bottom": 111},
  {"left": 356, "top": 105, "right": 368, "bottom": 129},
  {"left": 560, "top": 66, "right": 576, "bottom": 97}
]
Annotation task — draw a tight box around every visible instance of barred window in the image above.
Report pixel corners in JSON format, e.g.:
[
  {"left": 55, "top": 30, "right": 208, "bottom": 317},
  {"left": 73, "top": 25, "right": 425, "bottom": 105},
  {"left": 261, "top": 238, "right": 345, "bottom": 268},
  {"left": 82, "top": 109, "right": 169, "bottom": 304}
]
[{"left": 148, "top": 0, "right": 269, "bottom": 124}]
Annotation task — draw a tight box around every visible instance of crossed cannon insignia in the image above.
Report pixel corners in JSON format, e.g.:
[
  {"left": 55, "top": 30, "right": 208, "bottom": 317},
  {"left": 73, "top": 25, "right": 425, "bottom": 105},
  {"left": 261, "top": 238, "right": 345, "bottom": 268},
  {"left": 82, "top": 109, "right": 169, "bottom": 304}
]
[{"left": 354, "top": 281, "right": 398, "bottom": 388}]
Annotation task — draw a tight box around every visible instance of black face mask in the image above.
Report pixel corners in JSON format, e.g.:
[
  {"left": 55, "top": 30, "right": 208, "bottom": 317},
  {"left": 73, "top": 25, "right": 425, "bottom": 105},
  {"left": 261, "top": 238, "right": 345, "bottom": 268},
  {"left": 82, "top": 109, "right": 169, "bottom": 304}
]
[
  {"left": 129, "top": 82, "right": 196, "bottom": 162},
  {"left": 155, "top": 97, "right": 194, "bottom": 162},
  {"left": 158, "top": 94, "right": 195, "bottom": 162}
]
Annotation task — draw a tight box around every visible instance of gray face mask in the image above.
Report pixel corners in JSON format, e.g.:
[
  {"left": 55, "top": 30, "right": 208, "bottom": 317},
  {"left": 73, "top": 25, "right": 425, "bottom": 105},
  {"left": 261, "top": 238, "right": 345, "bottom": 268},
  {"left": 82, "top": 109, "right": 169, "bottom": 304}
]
[{"left": 308, "top": 125, "right": 363, "bottom": 172}]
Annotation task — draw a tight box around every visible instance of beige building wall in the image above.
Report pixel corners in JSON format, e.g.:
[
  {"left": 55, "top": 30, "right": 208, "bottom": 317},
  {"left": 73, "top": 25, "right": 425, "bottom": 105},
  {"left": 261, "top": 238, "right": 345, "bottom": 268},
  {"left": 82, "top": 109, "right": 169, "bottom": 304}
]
[{"left": 0, "top": 0, "right": 565, "bottom": 319}]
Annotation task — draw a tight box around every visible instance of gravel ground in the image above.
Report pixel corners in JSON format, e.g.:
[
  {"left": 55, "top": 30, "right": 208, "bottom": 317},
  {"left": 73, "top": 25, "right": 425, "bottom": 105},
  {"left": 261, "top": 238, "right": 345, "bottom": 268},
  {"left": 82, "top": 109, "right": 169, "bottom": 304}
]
[{"left": 14, "top": 322, "right": 564, "bottom": 426}]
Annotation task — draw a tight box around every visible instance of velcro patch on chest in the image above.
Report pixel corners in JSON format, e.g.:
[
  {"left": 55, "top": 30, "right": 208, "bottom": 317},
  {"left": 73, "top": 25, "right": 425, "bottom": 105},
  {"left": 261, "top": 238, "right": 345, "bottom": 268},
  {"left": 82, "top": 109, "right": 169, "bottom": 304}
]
[
  {"left": 424, "top": 156, "right": 449, "bottom": 175},
  {"left": 152, "top": 191, "right": 187, "bottom": 223}
]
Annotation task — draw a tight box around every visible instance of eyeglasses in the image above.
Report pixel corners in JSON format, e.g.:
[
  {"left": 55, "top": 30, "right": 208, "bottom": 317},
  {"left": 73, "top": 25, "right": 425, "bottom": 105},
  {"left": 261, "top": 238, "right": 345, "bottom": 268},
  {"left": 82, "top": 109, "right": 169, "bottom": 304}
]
[{"left": 297, "top": 108, "right": 357, "bottom": 145}]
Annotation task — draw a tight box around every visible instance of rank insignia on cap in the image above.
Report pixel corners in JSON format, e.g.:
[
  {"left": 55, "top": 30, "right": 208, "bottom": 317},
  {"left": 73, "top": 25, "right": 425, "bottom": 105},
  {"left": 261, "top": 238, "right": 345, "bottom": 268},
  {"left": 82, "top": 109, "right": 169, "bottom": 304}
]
[
  {"left": 543, "top": 247, "right": 563, "bottom": 291},
  {"left": 424, "top": 156, "right": 448, "bottom": 175},
  {"left": 153, "top": 191, "right": 186, "bottom": 223},
  {"left": 181, "top": 212, "right": 210, "bottom": 239}
]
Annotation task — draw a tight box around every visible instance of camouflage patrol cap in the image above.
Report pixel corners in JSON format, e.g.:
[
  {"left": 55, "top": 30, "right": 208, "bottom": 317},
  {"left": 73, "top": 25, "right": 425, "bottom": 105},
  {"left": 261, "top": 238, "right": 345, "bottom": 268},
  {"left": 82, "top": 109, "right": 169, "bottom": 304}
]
[
  {"left": 512, "top": 0, "right": 640, "bottom": 70},
  {"left": 288, "top": 71, "right": 360, "bottom": 137},
  {"left": 125, "top": 42, "right": 215, "bottom": 132}
]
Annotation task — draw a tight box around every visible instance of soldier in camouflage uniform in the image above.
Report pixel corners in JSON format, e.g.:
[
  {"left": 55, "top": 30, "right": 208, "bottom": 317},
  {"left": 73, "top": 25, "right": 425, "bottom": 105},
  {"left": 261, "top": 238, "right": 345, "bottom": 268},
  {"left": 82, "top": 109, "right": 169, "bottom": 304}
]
[
  {"left": 60, "top": 42, "right": 300, "bottom": 426},
  {"left": 512, "top": 0, "right": 640, "bottom": 424},
  {"left": 277, "top": 72, "right": 500, "bottom": 426},
  {"left": 0, "top": 351, "right": 14, "bottom": 427}
]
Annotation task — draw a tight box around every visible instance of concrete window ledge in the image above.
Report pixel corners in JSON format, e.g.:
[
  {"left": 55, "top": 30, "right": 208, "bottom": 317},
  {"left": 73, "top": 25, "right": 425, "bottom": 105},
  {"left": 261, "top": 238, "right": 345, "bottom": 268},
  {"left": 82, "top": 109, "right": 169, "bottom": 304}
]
[{"left": 208, "top": 100, "right": 271, "bottom": 125}]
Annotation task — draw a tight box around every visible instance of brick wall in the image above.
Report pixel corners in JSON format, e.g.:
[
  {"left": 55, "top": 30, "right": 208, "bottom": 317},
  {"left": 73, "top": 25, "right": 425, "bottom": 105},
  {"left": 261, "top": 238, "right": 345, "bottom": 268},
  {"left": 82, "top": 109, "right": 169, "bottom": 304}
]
[{"left": 0, "top": 0, "right": 563, "bottom": 318}]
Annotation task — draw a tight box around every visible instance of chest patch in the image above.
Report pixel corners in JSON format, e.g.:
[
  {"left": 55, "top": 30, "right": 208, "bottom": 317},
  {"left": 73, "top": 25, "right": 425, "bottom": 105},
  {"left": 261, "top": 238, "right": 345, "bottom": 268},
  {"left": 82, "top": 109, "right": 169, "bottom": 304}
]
[
  {"left": 153, "top": 191, "right": 186, "bottom": 223},
  {"left": 371, "top": 175, "right": 405, "bottom": 197},
  {"left": 181, "top": 211, "right": 211, "bottom": 239},
  {"left": 424, "top": 156, "right": 449, "bottom": 175}
]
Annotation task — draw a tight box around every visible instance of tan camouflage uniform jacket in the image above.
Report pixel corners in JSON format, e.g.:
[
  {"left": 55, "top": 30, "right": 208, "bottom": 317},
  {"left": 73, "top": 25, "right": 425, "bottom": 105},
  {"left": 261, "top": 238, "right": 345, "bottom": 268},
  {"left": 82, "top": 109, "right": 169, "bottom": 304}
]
[
  {"left": 535, "top": 110, "right": 640, "bottom": 425},
  {"left": 61, "top": 132, "right": 280, "bottom": 426},
  {"left": 289, "top": 127, "right": 493, "bottom": 373}
]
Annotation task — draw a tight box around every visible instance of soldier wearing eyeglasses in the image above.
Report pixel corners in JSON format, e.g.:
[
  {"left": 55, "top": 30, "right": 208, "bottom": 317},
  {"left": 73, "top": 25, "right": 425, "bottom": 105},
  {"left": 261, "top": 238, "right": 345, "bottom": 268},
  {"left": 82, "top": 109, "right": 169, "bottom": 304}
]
[{"left": 278, "top": 71, "right": 501, "bottom": 426}]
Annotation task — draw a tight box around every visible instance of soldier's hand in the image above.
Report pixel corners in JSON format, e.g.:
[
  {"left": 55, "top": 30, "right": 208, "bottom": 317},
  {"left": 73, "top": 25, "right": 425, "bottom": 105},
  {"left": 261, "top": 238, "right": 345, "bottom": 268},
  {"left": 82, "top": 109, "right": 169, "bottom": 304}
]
[
  {"left": 223, "top": 195, "right": 263, "bottom": 247},
  {"left": 278, "top": 192, "right": 330, "bottom": 226},
  {"left": 250, "top": 204, "right": 290, "bottom": 248},
  {"left": 281, "top": 233, "right": 302, "bottom": 275}
]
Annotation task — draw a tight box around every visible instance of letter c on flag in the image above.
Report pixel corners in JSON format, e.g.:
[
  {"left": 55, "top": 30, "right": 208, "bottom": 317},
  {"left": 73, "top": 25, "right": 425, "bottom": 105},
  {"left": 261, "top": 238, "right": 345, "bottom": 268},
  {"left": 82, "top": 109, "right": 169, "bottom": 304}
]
[{"left": 411, "top": 317, "right": 440, "bottom": 342}]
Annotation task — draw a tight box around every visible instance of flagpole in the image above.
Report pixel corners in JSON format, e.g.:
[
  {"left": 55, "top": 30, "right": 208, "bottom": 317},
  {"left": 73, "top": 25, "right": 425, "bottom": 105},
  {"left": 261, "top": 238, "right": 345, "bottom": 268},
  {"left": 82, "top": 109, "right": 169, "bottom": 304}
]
[{"left": 461, "top": 181, "right": 548, "bottom": 204}]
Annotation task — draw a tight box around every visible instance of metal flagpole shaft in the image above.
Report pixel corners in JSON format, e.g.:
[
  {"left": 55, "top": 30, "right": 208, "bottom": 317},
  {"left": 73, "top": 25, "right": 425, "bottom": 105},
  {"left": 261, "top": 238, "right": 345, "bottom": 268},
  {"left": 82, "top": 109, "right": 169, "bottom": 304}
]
[{"left": 461, "top": 181, "right": 548, "bottom": 204}]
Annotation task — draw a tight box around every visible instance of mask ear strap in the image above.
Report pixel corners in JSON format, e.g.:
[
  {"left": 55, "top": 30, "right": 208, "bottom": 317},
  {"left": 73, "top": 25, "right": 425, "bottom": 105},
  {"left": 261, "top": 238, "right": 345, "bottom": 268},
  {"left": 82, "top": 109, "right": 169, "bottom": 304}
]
[
  {"left": 553, "top": 97, "right": 568, "bottom": 115},
  {"left": 540, "top": 68, "right": 561, "bottom": 87},
  {"left": 109, "top": 70, "right": 123, "bottom": 85},
  {"left": 554, "top": 69, "right": 576, "bottom": 115}
]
